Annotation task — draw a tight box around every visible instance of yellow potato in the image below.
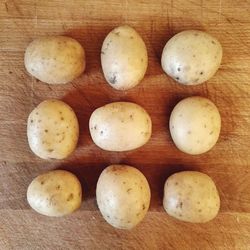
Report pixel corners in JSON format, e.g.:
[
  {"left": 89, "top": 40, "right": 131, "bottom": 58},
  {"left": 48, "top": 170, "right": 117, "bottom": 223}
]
[
  {"left": 170, "top": 96, "right": 221, "bottom": 155},
  {"left": 161, "top": 30, "right": 222, "bottom": 85},
  {"left": 101, "top": 25, "right": 148, "bottom": 90},
  {"left": 89, "top": 102, "right": 152, "bottom": 151},
  {"left": 163, "top": 171, "right": 220, "bottom": 223},
  {"left": 27, "top": 170, "right": 82, "bottom": 217},
  {"left": 27, "top": 99, "right": 79, "bottom": 159},
  {"left": 96, "top": 165, "right": 151, "bottom": 229},
  {"left": 24, "top": 36, "right": 85, "bottom": 84}
]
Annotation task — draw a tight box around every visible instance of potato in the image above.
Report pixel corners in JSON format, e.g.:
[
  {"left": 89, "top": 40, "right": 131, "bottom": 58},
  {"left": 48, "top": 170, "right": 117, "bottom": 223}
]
[
  {"left": 163, "top": 171, "right": 220, "bottom": 223},
  {"left": 161, "top": 30, "right": 222, "bottom": 85},
  {"left": 24, "top": 36, "right": 85, "bottom": 84},
  {"left": 27, "top": 170, "right": 82, "bottom": 217},
  {"left": 101, "top": 25, "right": 148, "bottom": 90},
  {"left": 96, "top": 165, "right": 151, "bottom": 229},
  {"left": 170, "top": 96, "right": 221, "bottom": 155},
  {"left": 89, "top": 102, "right": 152, "bottom": 151},
  {"left": 27, "top": 99, "right": 79, "bottom": 159}
]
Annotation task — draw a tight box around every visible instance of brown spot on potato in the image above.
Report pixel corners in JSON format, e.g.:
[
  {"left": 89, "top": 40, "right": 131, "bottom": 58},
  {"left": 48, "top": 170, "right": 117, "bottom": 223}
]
[
  {"left": 44, "top": 129, "right": 48, "bottom": 133},
  {"left": 41, "top": 181, "right": 44, "bottom": 185},
  {"left": 56, "top": 185, "right": 60, "bottom": 190},
  {"left": 187, "top": 130, "right": 192, "bottom": 134},
  {"left": 142, "top": 204, "right": 146, "bottom": 210},
  {"left": 209, "top": 131, "right": 214, "bottom": 135},
  {"left": 177, "top": 67, "right": 181, "bottom": 72},
  {"left": 109, "top": 72, "right": 117, "bottom": 84},
  {"left": 61, "top": 117, "right": 64, "bottom": 121},
  {"left": 130, "top": 36, "right": 134, "bottom": 39},
  {"left": 31, "top": 120, "right": 33, "bottom": 123},
  {"left": 198, "top": 209, "right": 202, "bottom": 212},
  {"left": 176, "top": 202, "right": 183, "bottom": 209},
  {"left": 47, "top": 149, "right": 54, "bottom": 153},
  {"left": 67, "top": 193, "right": 74, "bottom": 201},
  {"left": 127, "top": 188, "right": 132, "bottom": 193}
]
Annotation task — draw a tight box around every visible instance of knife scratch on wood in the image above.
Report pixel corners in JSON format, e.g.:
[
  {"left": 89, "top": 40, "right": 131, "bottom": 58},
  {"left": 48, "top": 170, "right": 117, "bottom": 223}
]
[{"left": 219, "top": 0, "right": 222, "bottom": 23}]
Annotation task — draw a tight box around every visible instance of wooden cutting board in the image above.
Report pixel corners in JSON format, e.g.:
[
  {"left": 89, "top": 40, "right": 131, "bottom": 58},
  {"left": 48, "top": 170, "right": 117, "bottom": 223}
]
[{"left": 0, "top": 0, "right": 250, "bottom": 249}]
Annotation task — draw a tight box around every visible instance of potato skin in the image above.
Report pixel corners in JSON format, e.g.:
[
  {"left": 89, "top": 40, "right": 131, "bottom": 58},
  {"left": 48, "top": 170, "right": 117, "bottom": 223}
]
[
  {"left": 161, "top": 30, "right": 222, "bottom": 85},
  {"left": 89, "top": 102, "right": 152, "bottom": 151},
  {"left": 96, "top": 165, "right": 151, "bottom": 229},
  {"left": 24, "top": 36, "right": 85, "bottom": 84},
  {"left": 169, "top": 96, "right": 221, "bottom": 155},
  {"left": 27, "top": 99, "right": 79, "bottom": 159},
  {"left": 163, "top": 171, "right": 220, "bottom": 223},
  {"left": 101, "top": 25, "right": 148, "bottom": 90},
  {"left": 27, "top": 170, "right": 82, "bottom": 217}
]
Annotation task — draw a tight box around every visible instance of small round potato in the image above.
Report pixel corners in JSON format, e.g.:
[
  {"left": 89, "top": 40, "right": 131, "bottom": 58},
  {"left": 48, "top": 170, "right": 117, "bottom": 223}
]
[
  {"left": 163, "top": 171, "right": 220, "bottom": 223},
  {"left": 101, "top": 25, "right": 148, "bottom": 90},
  {"left": 24, "top": 36, "right": 85, "bottom": 84},
  {"left": 96, "top": 165, "right": 151, "bottom": 229},
  {"left": 27, "top": 170, "right": 82, "bottom": 217},
  {"left": 89, "top": 102, "right": 152, "bottom": 151},
  {"left": 27, "top": 99, "right": 79, "bottom": 159},
  {"left": 161, "top": 30, "right": 222, "bottom": 85},
  {"left": 170, "top": 96, "right": 221, "bottom": 155}
]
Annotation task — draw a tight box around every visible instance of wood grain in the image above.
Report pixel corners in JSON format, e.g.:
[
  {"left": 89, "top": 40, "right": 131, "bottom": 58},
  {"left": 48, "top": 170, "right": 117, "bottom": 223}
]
[{"left": 0, "top": 0, "right": 250, "bottom": 249}]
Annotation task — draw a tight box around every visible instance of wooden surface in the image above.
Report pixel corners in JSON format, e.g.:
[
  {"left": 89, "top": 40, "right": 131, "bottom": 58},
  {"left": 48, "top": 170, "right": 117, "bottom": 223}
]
[{"left": 0, "top": 0, "right": 250, "bottom": 249}]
